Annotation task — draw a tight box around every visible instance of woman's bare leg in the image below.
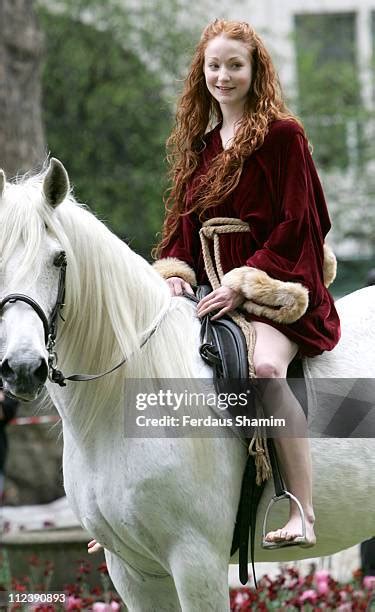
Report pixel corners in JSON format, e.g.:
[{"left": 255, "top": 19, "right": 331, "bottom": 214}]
[{"left": 252, "top": 321, "right": 316, "bottom": 545}]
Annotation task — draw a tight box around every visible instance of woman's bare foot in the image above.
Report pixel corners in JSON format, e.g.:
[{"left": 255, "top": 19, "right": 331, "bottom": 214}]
[
  {"left": 265, "top": 513, "right": 316, "bottom": 547},
  {"left": 88, "top": 539, "right": 103, "bottom": 554}
]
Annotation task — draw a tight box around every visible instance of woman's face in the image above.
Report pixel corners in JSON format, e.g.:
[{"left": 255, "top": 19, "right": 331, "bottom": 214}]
[{"left": 204, "top": 35, "right": 252, "bottom": 111}]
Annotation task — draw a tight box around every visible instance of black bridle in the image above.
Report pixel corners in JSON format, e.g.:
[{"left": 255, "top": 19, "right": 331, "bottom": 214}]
[
  {"left": 0, "top": 294, "right": 51, "bottom": 345},
  {"left": 0, "top": 251, "right": 158, "bottom": 387},
  {"left": 0, "top": 251, "right": 67, "bottom": 385}
]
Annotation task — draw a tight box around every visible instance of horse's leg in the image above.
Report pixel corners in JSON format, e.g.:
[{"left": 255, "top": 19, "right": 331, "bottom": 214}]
[
  {"left": 105, "top": 551, "right": 181, "bottom": 612},
  {"left": 170, "top": 542, "right": 230, "bottom": 612}
]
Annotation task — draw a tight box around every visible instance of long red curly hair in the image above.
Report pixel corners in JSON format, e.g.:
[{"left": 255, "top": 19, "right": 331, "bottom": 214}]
[{"left": 154, "top": 19, "right": 304, "bottom": 258}]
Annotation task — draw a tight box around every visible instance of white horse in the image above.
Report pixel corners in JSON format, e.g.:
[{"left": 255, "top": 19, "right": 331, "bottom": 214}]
[{"left": 0, "top": 159, "right": 374, "bottom": 611}]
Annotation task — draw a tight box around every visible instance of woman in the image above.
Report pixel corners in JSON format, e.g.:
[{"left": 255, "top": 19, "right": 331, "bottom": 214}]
[{"left": 153, "top": 19, "right": 340, "bottom": 549}]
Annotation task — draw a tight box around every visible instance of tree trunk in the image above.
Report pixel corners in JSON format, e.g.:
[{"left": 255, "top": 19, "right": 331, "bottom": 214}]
[{"left": 0, "top": 0, "right": 45, "bottom": 176}]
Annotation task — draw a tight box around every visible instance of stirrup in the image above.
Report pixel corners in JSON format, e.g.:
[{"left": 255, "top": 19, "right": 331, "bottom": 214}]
[{"left": 261, "top": 490, "right": 312, "bottom": 549}]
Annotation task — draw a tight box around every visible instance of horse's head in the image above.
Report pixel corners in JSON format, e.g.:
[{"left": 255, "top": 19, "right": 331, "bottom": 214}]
[{"left": 0, "top": 158, "right": 69, "bottom": 401}]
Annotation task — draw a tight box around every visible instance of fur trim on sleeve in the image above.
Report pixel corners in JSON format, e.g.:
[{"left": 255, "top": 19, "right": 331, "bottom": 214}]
[
  {"left": 323, "top": 243, "right": 337, "bottom": 288},
  {"left": 221, "top": 267, "right": 309, "bottom": 324},
  {"left": 152, "top": 257, "right": 197, "bottom": 286}
]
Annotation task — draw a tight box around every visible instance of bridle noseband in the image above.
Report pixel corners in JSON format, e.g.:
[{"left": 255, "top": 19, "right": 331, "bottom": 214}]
[
  {"left": 0, "top": 251, "right": 159, "bottom": 387},
  {"left": 0, "top": 251, "right": 67, "bottom": 385},
  {"left": 0, "top": 294, "right": 50, "bottom": 345}
]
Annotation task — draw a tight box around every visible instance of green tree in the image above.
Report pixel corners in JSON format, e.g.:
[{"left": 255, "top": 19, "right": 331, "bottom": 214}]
[
  {"left": 38, "top": 9, "right": 172, "bottom": 256},
  {"left": 40, "top": 0, "right": 217, "bottom": 86},
  {"left": 37, "top": 0, "right": 223, "bottom": 255},
  {"left": 294, "top": 12, "right": 363, "bottom": 170},
  {"left": 293, "top": 11, "right": 375, "bottom": 269}
]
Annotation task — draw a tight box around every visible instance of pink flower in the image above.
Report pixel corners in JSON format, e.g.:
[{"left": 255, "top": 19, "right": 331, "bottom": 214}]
[
  {"left": 234, "top": 591, "right": 249, "bottom": 605},
  {"left": 299, "top": 589, "right": 317, "bottom": 603},
  {"left": 314, "top": 569, "right": 330, "bottom": 583},
  {"left": 92, "top": 603, "right": 120, "bottom": 611},
  {"left": 363, "top": 575, "right": 375, "bottom": 589},
  {"left": 339, "top": 590, "right": 348, "bottom": 601},
  {"left": 317, "top": 580, "right": 329, "bottom": 595},
  {"left": 65, "top": 595, "right": 82, "bottom": 610},
  {"left": 337, "top": 605, "right": 352, "bottom": 612}
]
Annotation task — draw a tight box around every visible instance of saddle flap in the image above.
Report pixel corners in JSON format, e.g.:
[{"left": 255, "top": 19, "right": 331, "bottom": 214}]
[
  {"left": 209, "top": 318, "right": 248, "bottom": 380},
  {"left": 196, "top": 285, "right": 249, "bottom": 382}
]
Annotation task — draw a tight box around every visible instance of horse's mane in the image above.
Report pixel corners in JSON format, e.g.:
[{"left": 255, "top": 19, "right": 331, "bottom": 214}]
[{"left": 0, "top": 171, "right": 200, "bottom": 438}]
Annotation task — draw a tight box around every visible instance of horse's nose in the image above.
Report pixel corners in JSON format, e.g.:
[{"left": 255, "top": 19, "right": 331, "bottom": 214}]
[{"left": 1, "top": 355, "right": 48, "bottom": 388}]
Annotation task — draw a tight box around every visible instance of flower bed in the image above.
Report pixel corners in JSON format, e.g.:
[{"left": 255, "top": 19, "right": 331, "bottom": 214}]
[
  {"left": 1, "top": 553, "right": 374, "bottom": 611},
  {"left": 0, "top": 552, "right": 122, "bottom": 611},
  {"left": 230, "top": 568, "right": 375, "bottom": 610}
]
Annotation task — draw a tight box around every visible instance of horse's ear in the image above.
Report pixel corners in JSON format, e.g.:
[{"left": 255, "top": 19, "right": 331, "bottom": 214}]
[
  {"left": 43, "top": 158, "right": 70, "bottom": 208},
  {"left": 0, "top": 169, "right": 6, "bottom": 197}
]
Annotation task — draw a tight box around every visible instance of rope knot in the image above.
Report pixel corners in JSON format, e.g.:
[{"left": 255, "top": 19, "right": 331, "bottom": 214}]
[{"left": 199, "top": 217, "right": 250, "bottom": 289}]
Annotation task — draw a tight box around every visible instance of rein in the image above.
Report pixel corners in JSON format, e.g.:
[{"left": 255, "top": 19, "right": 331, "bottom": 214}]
[{"left": 0, "top": 252, "right": 159, "bottom": 387}]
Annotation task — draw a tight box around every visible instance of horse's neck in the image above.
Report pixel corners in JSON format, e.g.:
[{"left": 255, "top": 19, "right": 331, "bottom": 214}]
[{"left": 50, "top": 252, "right": 206, "bottom": 442}]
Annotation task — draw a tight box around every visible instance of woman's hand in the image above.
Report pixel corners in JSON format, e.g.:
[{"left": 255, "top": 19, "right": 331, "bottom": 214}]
[
  {"left": 88, "top": 539, "right": 103, "bottom": 554},
  {"left": 166, "top": 276, "right": 194, "bottom": 296},
  {"left": 197, "top": 286, "right": 244, "bottom": 320}
]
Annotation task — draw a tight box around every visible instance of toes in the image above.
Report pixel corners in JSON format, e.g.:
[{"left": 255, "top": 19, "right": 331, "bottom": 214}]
[
  {"left": 265, "top": 529, "right": 284, "bottom": 542},
  {"left": 264, "top": 530, "right": 276, "bottom": 542},
  {"left": 265, "top": 529, "right": 301, "bottom": 542}
]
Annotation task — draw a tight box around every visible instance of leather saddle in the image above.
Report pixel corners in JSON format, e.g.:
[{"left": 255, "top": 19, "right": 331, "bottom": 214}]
[{"left": 197, "top": 285, "right": 248, "bottom": 382}]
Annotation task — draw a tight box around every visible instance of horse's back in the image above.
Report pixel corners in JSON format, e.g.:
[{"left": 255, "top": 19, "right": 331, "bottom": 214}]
[
  {"left": 306, "top": 286, "right": 375, "bottom": 378},
  {"left": 336, "top": 286, "right": 375, "bottom": 322}
]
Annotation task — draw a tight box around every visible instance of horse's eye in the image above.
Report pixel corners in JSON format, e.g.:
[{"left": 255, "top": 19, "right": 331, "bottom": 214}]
[{"left": 53, "top": 251, "right": 67, "bottom": 267}]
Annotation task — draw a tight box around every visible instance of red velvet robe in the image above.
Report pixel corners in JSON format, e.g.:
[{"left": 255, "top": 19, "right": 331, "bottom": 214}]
[{"left": 160, "top": 119, "right": 341, "bottom": 357}]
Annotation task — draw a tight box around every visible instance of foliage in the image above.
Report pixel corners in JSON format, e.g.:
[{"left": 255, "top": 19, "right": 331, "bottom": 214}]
[
  {"left": 0, "top": 550, "right": 122, "bottom": 610},
  {"left": 293, "top": 12, "right": 375, "bottom": 255},
  {"left": 37, "top": 8, "right": 171, "bottom": 257},
  {"left": 36, "top": 0, "right": 224, "bottom": 256},
  {"left": 39, "top": 0, "right": 222, "bottom": 85},
  {"left": 294, "top": 12, "right": 364, "bottom": 171},
  {"left": 320, "top": 167, "right": 375, "bottom": 261},
  {"left": 333, "top": 257, "right": 375, "bottom": 298}
]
